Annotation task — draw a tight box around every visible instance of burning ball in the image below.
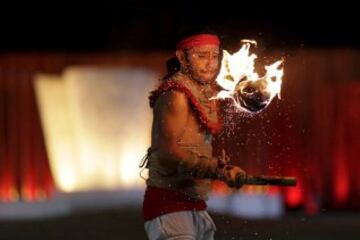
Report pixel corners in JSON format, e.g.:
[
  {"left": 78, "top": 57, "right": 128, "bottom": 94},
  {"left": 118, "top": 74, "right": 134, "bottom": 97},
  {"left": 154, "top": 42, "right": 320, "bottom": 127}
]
[{"left": 233, "top": 78, "right": 271, "bottom": 113}]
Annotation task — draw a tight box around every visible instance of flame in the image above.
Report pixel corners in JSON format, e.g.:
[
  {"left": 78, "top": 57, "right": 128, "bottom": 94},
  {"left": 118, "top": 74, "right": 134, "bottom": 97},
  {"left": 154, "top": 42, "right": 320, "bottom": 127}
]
[{"left": 212, "top": 40, "right": 284, "bottom": 113}]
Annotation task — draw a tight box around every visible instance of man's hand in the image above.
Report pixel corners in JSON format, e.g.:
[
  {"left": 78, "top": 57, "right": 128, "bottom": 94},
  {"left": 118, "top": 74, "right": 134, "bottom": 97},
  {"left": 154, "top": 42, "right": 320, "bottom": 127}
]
[
  {"left": 217, "top": 165, "right": 246, "bottom": 189},
  {"left": 216, "top": 149, "right": 246, "bottom": 189}
]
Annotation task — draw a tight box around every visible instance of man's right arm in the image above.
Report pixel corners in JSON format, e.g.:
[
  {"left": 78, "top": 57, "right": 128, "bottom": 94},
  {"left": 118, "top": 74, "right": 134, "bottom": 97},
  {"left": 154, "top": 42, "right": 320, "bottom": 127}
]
[
  {"left": 153, "top": 90, "right": 246, "bottom": 188},
  {"left": 153, "top": 89, "right": 209, "bottom": 170}
]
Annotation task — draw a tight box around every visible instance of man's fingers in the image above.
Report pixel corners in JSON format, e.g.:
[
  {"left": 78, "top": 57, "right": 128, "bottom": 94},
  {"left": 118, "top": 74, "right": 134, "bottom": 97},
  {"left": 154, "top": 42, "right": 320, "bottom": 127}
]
[
  {"left": 235, "top": 173, "right": 245, "bottom": 189},
  {"left": 227, "top": 180, "right": 235, "bottom": 188}
]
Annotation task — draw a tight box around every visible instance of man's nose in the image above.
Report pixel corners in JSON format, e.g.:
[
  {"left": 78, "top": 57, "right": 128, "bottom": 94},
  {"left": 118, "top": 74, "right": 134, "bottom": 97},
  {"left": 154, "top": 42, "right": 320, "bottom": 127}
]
[{"left": 206, "top": 56, "right": 218, "bottom": 67}]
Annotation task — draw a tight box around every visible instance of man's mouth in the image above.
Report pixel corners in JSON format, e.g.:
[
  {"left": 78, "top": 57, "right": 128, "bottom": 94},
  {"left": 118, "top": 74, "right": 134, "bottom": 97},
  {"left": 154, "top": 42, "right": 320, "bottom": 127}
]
[{"left": 201, "top": 71, "right": 216, "bottom": 76}]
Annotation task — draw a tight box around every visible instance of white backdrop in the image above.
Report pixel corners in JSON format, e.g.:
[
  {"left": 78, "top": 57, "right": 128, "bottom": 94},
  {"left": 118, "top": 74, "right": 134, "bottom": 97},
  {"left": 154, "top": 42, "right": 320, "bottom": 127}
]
[{"left": 35, "top": 67, "right": 158, "bottom": 192}]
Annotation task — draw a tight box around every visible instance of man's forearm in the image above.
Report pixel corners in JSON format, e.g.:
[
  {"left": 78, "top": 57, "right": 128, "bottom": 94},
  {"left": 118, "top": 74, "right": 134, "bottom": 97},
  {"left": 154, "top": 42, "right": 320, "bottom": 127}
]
[
  {"left": 158, "top": 147, "right": 219, "bottom": 179},
  {"left": 177, "top": 151, "right": 219, "bottom": 179}
]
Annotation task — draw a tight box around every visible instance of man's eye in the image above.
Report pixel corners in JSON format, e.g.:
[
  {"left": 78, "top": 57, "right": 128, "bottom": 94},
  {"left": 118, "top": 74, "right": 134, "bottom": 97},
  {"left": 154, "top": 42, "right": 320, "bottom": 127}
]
[{"left": 197, "top": 55, "right": 206, "bottom": 58}]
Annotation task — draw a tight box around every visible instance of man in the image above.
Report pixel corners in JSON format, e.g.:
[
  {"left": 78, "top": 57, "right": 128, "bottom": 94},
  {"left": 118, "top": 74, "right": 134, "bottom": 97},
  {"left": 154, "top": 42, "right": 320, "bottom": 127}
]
[{"left": 141, "top": 29, "right": 246, "bottom": 240}]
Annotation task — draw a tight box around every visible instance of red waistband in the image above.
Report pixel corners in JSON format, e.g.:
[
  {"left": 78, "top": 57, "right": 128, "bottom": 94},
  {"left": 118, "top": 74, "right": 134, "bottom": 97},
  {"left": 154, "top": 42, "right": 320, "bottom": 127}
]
[{"left": 142, "top": 186, "right": 207, "bottom": 221}]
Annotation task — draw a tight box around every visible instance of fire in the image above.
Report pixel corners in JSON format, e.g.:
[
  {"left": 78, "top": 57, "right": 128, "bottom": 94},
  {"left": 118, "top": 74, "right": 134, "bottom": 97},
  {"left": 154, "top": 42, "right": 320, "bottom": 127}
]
[{"left": 211, "top": 40, "right": 284, "bottom": 113}]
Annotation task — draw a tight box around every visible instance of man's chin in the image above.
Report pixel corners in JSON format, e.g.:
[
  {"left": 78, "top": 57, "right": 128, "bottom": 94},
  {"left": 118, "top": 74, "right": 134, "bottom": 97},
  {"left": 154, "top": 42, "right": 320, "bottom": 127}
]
[{"left": 197, "top": 74, "right": 216, "bottom": 84}]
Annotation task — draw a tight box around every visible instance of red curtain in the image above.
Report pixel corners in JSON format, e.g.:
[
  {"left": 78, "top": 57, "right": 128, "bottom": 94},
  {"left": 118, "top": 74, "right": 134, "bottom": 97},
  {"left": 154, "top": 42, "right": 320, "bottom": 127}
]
[
  {"left": 213, "top": 50, "right": 360, "bottom": 213},
  {"left": 0, "top": 68, "right": 54, "bottom": 201},
  {"left": 0, "top": 52, "right": 169, "bottom": 202},
  {"left": 0, "top": 51, "right": 359, "bottom": 212}
]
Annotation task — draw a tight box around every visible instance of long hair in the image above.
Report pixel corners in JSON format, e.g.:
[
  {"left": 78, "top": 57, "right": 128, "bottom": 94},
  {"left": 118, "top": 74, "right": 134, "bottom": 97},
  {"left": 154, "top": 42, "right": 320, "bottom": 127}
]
[{"left": 162, "top": 56, "right": 181, "bottom": 81}]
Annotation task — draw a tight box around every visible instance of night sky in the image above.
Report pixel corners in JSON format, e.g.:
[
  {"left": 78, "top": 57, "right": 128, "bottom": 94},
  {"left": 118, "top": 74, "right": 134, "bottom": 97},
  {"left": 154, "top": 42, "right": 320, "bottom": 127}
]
[{"left": 0, "top": 2, "right": 358, "bottom": 52}]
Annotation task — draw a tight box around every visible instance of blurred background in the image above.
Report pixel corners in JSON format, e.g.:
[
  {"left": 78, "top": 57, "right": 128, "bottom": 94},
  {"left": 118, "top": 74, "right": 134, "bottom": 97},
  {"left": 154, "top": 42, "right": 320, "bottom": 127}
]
[{"left": 0, "top": 2, "right": 359, "bottom": 240}]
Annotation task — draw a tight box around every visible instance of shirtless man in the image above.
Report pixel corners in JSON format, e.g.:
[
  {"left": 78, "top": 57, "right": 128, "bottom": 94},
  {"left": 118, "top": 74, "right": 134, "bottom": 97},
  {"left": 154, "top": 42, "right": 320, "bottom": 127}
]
[{"left": 142, "top": 29, "right": 246, "bottom": 240}]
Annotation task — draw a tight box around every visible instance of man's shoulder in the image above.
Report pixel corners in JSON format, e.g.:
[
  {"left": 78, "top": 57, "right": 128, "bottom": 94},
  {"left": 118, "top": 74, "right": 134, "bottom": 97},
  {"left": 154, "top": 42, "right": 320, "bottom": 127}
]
[
  {"left": 155, "top": 89, "right": 189, "bottom": 113},
  {"left": 150, "top": 72, "right": 193, "bottom": 112}
]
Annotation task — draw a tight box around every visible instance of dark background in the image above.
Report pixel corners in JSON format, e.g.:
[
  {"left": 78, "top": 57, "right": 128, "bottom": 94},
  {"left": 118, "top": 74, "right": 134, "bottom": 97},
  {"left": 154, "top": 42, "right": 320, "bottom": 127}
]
[
  {"left": 0, "top": 3, "right": 359, "bottom": 240},
  {"left": 0, "top": 2, "right": 358, "bottom": 52}
]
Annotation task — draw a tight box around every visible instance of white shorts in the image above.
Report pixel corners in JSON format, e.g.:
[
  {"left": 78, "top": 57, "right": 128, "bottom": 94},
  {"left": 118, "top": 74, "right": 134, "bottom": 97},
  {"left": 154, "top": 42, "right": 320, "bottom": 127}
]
[{"left": 144, "top": 210, "right": 216, "bottom": 240}]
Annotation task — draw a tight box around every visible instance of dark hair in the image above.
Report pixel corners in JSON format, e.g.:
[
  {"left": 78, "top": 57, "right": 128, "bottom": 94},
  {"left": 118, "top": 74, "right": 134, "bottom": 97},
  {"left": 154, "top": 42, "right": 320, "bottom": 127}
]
[{"left": 163, "top": 56, "right": 181, "bottom": 80}]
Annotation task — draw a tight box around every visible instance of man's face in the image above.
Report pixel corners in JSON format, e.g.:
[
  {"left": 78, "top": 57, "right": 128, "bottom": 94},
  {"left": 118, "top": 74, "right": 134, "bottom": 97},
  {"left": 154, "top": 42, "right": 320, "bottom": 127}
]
[{"left": 178, "top": 44, "right": 221, "bottom": 84}]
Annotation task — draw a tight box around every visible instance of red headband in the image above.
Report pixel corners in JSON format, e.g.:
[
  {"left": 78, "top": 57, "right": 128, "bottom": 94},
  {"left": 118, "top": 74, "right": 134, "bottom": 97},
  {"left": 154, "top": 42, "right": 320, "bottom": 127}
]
[{"left": 176, "top": 34, "right": 220, "bottom": 50}]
